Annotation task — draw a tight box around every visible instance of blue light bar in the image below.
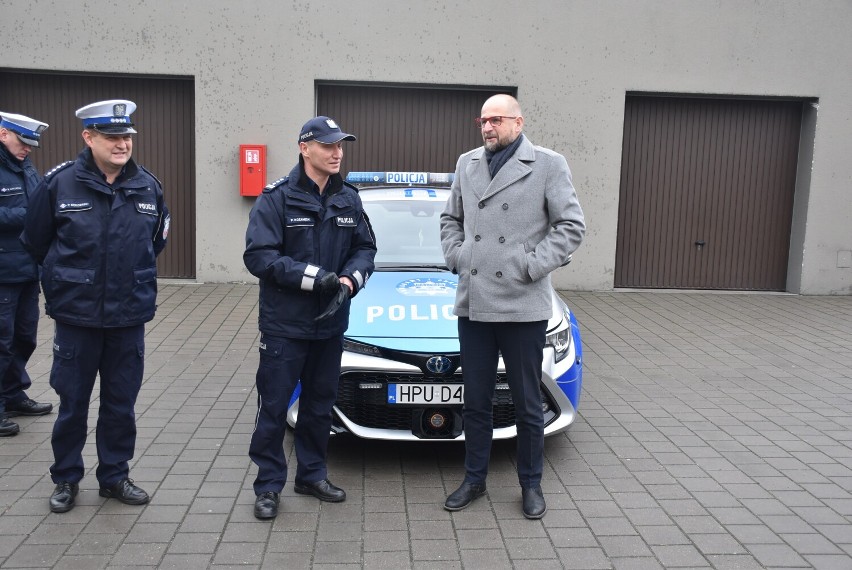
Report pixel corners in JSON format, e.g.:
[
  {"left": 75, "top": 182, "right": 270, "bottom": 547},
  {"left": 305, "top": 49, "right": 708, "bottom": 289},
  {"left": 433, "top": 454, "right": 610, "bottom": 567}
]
[
  {"left": 346, "top": 172, "right": 384, "bottom": 184},
  {"left": 346, "top": 171, "right": 454, "bottom": 186}
]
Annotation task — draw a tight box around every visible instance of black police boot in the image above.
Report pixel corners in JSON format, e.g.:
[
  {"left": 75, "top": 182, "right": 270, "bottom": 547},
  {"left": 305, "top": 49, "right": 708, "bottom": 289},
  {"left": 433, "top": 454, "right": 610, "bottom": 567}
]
[
  {"left": 0, "top": 414, "right": 19, "bottom": 437},
  {"left": 99, "top": 478, "right": 150, "bottom": 505},
  {"left": 50, "top": 482, "right": 79, "bottom": 513},
  {"left": 294, "top": 479, "right": 346, "bottom": 502},
  {"left": 254, "top": 491, "right": 280, "bottom": 519},
  {"left": 5, "top": 398, "right": 53, "bottom": 417}
]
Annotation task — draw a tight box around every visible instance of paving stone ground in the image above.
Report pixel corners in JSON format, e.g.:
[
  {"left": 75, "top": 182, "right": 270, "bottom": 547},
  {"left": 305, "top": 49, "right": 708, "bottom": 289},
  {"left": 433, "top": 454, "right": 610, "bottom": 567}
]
[{"left": 1, "top": 284, "right": 850, "bottom": 569}]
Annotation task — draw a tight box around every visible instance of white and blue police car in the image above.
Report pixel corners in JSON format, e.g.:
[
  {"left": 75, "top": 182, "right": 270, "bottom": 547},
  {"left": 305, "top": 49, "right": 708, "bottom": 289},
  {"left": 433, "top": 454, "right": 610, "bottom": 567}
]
[{"left": 287, "top": 171, "right": 583, "bottom": 441}]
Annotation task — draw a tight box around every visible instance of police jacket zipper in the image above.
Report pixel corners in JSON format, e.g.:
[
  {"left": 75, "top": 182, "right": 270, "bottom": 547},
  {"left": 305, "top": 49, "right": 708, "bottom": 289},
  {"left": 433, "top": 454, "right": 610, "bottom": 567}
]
[
  {"left": 102, "top": 189, "right": 113, "bottom": 326},
  {"left": 314, "top": 201, "right": 324, "bottom": 334}
]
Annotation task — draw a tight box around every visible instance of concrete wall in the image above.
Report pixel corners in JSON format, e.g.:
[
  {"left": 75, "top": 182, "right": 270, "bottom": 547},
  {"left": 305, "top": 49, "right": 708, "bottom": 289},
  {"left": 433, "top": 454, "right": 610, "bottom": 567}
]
[{"left": 4, "top": 0, "right": 851, "bottom": 293}]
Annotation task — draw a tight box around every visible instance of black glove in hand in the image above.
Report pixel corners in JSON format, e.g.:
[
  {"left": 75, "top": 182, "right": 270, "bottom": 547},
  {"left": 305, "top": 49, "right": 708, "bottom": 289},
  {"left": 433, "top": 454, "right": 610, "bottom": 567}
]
[
  {"left": 315, "top": 284, "right": 349, "bottom": 321},
  {"left": 315, "top": 271, "right": 340, "bottom": 295}
]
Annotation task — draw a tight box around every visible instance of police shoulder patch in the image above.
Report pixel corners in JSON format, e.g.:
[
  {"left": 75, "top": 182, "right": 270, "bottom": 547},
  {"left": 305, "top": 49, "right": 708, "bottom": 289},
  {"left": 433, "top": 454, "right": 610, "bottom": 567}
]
[
  {"left": 263, "top": 176, "right": 288, "bottom": 193},
  {"left": 44, "top": 161, "right": 74, "bottom": 179}
]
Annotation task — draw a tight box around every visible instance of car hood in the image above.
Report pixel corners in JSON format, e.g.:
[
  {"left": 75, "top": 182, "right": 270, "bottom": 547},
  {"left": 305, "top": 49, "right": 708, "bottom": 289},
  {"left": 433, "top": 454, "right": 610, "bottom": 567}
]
[
  {"left": 346, "top": 270, "right": 568, "bottom": 353},
  {"left": 347, "top": 271, "right": 460, "bottom": 352}
]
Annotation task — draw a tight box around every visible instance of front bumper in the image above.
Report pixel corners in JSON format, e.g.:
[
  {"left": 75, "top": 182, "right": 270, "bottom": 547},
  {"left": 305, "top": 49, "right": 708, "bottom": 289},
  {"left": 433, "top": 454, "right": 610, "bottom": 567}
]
[{"left": 287, "top": 342, "right": 581, "bottom": 441}]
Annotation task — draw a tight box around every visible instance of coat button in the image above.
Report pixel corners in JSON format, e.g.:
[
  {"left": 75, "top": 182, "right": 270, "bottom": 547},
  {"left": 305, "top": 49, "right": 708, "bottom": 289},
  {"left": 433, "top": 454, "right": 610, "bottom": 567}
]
[
  {"left": 478, "top": 201, "right": 485, "bottom": 209},
  {"left": 502, "top": 203, "right": 508, "bottom": 210},
  {"left": 498, "top": 237, "right": 505, "bottom": 243},
  {"left": 496, "top": 271, "right": 503, "bottom": 278},
  {"left": 474, "top": 235, "right": 481, "bottom": 241},
  {"left": 471, "top": 269, "right": 478, "bottom": 275}
]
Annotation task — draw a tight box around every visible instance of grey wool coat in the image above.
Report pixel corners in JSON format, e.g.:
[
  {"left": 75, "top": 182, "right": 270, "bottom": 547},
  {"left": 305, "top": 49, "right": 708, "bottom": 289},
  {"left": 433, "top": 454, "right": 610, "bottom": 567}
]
[{"left": 440, "top": 135, "right": 585, "bottom": 322}]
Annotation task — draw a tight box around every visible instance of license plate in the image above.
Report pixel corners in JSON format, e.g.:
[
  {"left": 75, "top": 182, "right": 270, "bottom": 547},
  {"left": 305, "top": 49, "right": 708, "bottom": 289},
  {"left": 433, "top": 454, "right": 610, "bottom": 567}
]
[{"left": 388, "top": 383, "right": 464, "bottom": 405}]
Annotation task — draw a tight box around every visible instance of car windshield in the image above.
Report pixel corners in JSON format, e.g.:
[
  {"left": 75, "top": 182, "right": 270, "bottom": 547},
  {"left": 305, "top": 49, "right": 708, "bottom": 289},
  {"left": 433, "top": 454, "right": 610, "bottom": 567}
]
[{"left": 363, "top": 198, "right": 447, "bottom": 267}]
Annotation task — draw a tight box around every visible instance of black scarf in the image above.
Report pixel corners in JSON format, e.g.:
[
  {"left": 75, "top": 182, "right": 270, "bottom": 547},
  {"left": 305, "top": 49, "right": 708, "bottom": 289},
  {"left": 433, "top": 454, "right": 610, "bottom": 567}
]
[{"left": 485, "top": 134, "right": 524, "bottom": 179}]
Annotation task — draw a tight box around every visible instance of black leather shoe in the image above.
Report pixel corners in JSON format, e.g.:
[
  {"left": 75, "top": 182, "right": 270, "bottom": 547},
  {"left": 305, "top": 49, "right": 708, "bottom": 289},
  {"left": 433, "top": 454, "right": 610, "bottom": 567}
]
[
  {"left": 50, "top": 482, "right": 79, "bottom": 513},
  {"left": 522, "top": 486, "right": 547, "bottom": 519},
  {"left": 294, "top": 479, "right": 346, "bottom": 502},
  {"left": 5, "top": 398, "right": 53, "bottom": 417},
  {"left": 254, "top": 491, "right": 279, "bottom": 519},
  {"left": 0, "top": 415, "right": 19, "bottom": 437},
  {"left": 99, "top": 478, "right": 150, "bottom": 505},
  {"left": 444, "top": 481, "right": 487, "bottom": 511}
]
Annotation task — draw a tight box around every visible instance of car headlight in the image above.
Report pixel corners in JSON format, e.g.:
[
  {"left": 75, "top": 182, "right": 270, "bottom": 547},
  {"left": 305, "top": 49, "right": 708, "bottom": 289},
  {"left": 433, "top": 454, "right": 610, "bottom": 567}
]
[
  {"left": 342, "top": 338, "right": 382, "bottom": 357},
  {"left": 545, "top": 311, "right": 572, "bottom": 363}
]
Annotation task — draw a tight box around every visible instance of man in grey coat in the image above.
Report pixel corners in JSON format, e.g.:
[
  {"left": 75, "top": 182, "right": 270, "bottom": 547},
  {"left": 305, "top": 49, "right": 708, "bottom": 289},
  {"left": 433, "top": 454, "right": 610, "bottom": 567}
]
[{"left": 440, "top": 94, "right": 585, "bottom": 519}]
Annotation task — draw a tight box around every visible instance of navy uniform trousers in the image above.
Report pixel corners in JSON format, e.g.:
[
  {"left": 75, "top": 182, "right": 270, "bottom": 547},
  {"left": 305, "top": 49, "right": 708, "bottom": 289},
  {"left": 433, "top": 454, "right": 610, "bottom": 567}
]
[
  {"left": 0, "top": 282, "right": 39, "bottom": 414},
  {"left": 49, "top": 322, "right": 145, "bottom": 487},
  {"left": 250, "top": 333, "right": 343, "bottom": 494},
  {"left": 458, "top": 317, "right": 548, "bottom": 489}
]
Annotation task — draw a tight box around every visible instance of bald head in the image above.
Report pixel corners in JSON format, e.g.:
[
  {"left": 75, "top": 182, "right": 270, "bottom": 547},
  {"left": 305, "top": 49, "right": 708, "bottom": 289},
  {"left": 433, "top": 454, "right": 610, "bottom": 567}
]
[{"left": 482, "top": 94, "right": 522, "bottom": 117}]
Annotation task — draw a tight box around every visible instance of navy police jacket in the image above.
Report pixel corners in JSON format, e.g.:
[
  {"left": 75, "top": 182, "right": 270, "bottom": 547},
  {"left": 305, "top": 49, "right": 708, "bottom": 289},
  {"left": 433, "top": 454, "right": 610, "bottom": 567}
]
[
  {"left": 20, "top": 149, "right": 170, "bottom": 328},
  {"left": 244, "top": 161, "right": 376, "bottom": 339},
  {"left": 0, "top": 143, "right": 40, "bottom": 283}
]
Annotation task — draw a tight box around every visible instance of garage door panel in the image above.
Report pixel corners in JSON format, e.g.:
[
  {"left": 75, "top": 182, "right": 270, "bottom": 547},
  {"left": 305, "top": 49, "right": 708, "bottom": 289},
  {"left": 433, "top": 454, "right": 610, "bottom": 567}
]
[
  {"left": 0, "top": 70, "right": 196, "bottom": 279},
  {"left": 317, "top": 83, "right": 513, "bottom": 174},
  {"left": 616, "top": 96, "right": 801, "bottom": 291}
]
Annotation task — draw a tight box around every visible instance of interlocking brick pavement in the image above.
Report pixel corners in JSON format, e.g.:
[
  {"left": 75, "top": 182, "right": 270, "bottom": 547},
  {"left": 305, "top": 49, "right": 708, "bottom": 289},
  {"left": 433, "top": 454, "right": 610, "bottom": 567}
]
[{"left": 0, "top": 284, "right": 850, "bottom": 568}]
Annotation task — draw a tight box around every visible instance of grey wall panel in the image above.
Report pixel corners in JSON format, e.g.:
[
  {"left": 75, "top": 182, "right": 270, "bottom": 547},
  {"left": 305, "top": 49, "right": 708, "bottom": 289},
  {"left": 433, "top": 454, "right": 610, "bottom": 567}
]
[{"left": 3, "top": 1, "right": 848, "bottom": 292}]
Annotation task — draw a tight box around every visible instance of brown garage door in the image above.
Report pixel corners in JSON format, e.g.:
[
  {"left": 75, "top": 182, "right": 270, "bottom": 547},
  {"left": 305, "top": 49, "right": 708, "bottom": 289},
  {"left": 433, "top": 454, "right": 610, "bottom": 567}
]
[
  {"left": 317, "top": 83, "right": 515, "bottom": 173},
  {"left": 0, "top": 70, "right": 196, "bottom": 279},
  {"left": 615, "top": 95, "right": 802, "bottom": 290}
]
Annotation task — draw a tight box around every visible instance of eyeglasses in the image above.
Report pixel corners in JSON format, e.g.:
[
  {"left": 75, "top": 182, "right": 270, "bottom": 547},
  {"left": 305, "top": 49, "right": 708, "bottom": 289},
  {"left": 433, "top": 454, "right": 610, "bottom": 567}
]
[{"left": 474, "top": 116, "right": 518, "bottom": 128}]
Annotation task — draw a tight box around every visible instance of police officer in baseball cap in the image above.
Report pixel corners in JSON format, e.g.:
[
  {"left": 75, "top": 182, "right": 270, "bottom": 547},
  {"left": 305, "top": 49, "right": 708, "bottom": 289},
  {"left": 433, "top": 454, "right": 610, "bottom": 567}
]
[{"left": 244, "top": 115, "right": 375, "bottom": 520}]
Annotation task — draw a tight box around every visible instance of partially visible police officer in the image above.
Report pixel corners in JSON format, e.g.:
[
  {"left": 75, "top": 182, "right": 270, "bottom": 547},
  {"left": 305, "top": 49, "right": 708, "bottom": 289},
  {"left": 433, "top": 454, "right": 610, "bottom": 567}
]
[
  {"left": 21, "top": 100, "right": 170, "bottom": 514},
  {"left": 244, "top": 116, "right": 376, "bottom": 520},
  {"left": 0, "top": 112, "right": 54, "bottom": 437}
]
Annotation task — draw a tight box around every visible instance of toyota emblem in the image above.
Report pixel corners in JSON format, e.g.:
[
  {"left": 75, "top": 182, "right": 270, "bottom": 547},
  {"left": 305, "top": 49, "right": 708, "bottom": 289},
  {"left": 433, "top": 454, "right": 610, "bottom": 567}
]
[{"left": 425, "top": 355, "right": 452, "bottom": 374}]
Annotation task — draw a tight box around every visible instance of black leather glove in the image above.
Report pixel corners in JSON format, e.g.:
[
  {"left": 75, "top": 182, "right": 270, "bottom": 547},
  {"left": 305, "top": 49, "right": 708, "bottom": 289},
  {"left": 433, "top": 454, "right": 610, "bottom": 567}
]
[
  {"left": 315, "top": 271, "right": 340, "bottom": 295},
  {"left": 315, "top": 284, "right": 349, "bottom": 321}
]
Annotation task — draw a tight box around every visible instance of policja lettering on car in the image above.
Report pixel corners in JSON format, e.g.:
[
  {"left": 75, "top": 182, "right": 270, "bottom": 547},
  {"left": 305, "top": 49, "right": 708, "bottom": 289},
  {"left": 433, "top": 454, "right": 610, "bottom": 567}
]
[{"left": 365, "top": 303, "right": 456, "bottom": 323}]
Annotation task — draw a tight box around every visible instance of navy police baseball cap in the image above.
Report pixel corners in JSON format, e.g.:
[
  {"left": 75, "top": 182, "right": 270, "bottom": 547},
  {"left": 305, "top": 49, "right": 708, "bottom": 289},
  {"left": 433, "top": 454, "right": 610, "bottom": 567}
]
[
  {"left": 76, "top": 99, "right": 137, "bottom": 135},
  {"left": 298, "top": 116, "right": 356, "bottom": 144}
]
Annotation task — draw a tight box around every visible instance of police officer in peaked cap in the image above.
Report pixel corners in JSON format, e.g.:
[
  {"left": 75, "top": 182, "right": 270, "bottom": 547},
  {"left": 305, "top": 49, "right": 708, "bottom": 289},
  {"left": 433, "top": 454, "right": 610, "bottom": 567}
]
[
  {"left": 21, "top": 99, "right": 170, "bottom": 513},
  {"left": 0, "top": 112, "right": 54, "bottom": 438},
  {"left": 244, "top": 116, "right": 376, "bottom": 519}
]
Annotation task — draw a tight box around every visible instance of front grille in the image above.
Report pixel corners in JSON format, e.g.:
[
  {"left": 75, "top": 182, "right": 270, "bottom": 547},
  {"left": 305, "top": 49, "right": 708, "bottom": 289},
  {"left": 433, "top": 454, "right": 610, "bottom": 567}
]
[
  {"left": 336, "top": 373, "right": 422, "bottom": 430},
  {"left": 335, "top": 371, "right": 554, "bottom": 431}
]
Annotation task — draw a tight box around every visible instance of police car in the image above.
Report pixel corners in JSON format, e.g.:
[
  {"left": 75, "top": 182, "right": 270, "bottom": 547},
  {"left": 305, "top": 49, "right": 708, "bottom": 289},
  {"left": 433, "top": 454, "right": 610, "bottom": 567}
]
[{"left": 287, "top": 171, "right": 583, "bottom": 441}]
